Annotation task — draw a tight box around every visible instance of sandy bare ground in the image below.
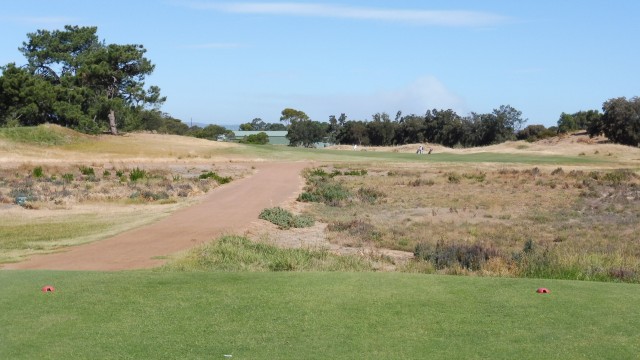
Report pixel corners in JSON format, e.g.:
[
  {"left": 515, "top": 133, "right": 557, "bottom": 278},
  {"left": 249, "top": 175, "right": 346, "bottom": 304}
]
[{"left": 4, "top": 161, "right": 308, "bottom": 271}]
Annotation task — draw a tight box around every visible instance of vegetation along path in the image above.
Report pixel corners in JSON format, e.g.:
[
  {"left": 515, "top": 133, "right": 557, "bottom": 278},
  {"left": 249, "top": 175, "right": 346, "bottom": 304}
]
[{"left": 4, "top": 162, "right": 307, "bottom": 271}]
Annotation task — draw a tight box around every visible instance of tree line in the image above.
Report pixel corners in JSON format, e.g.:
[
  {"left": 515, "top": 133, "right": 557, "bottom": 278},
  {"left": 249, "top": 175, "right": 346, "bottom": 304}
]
[
  {"left": 243, "top": 97, "right": 640, "bottom": 148},
  {"left": 1, "top": 26, "right": 638, "bottom": 147}
]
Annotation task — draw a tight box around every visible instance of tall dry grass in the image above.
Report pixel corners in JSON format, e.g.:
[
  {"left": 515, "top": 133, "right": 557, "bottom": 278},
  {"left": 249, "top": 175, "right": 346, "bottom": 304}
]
[{"left": 302, "top": 164, "right": 640, "bottom": 282}]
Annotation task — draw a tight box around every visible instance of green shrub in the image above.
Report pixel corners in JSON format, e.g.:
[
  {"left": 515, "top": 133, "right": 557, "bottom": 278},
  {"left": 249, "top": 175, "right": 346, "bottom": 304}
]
[
  {"left": 79, "top": 166, "right": 95, "bottom": 176},
  {"left": 343, "top": 169, "right": 368, "bottom": 176},
  {"left": 103, "top": 170, "right": 111, "bottom": 177},
  {"left": 115, "top": 170, "right": 124, "bottom": 177},
  {"left": 32, "top": 166, "right": 44, "bottom": 178},
  {"left": 239, "top": 132, "right": 269, "bottom": 144},
  {"left": 129, "top": 167, "right": 147, "bottom": 182},
  {"left": 62, "top": 173, "right": 74, "bottom": 183},
  {"left": 318, "top": 183, "right": 350, "bottom": 204},
  {"left": 357, "top": 187, "right": 385, "bottom": 204},
  {"left": 198, "top": 171, "right": 232, "bottom": 184},
  {"left": 602, "top": 169, "right": 635, "bottom": 185},
  {"left": 307, "top": 168, "right": 329, "bottom": 177},
  {"left": 259, "top": 207, "right": 314, "bottom": 229},
  {"left": 297, "top": 192, "right": 321, "bottom": 202},
  {"left": 462, "top": 172, "right": 486, "bottom": 182}
]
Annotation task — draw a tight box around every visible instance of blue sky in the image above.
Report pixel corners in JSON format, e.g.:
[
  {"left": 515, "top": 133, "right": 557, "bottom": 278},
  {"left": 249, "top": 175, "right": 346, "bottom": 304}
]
[{"left": 1, "top": 1, "right": 638, "bottom": 127}]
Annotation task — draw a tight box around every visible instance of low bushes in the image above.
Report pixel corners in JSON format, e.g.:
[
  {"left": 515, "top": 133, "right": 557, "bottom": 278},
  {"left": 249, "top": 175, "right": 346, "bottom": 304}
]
[
  {"left": 163, "top": 235, "right": 374, "bottom": 272},
  {"left": 259, "top": 207, "right": 314, "bottom": 229},
  {"left": 198, "top": 171, "right": 232, "bottom": 184}
]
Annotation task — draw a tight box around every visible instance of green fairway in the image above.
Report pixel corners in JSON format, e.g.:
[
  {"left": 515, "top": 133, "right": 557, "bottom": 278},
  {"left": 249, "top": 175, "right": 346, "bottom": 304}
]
[{"left": 1, "top": 271, "right": 638, "bottom": 359}]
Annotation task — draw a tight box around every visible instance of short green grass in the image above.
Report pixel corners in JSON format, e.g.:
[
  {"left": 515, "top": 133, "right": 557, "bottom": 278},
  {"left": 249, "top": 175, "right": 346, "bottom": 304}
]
[
  {"left": 0, "top": 124, "right": 86, "bottom": 146},
  {"left": 0, "top": 210, "right": 178, "bottom": 263},
  {"left": 0, "top": 215, "right": 115, "bottom": 250},
  {"left": 1, "top": 271, "right": 638, "bottom": 359},
  {"left": 230, "top": 144, "right": 609, "bottom": 165}
]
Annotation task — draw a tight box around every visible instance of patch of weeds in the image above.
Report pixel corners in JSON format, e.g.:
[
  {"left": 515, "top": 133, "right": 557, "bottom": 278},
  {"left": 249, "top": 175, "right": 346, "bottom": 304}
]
[
  {"left": 446, "top": 172, "right": 461, "bottom": 184},
  {"left": 551, "top": 167, "right": 564, "bottom": 176},
  {"left": 357, "top": 187, "right": 385, "bottom": 204},
  {"left": 102, "top": 170, "right": 111, "bottom": 177},
  {"left": 164, "top": 235, "right": 374, "bottom": 272},
  {"left": 609, "top": 267, "right": 636, "bottom": 282},
  {"left": 602, "top": 169, "right": 635, "bottom": 186},
  {"left": 130, "top": 190, "right": 170, "bottom": 201},
  {"left": 308, "top": 168, "right": 329, "bottom": 177},
  {"left": 129, "top": 167, "right": 147, "bottom": 182},
  {"left": 198, "top": 171, "right": 232, "bottom": 184},
  {"left": 79, "top": 165, "right": 95, "bottom": 176},
  {"left": 259, "top": 207, "right": 315, "bottom": 229},
  {"left": 115, "top": 170, "right": 124, "bottom": 177},
  {"left": 463, "top": 172, "right": 486, "bottom": 182},
  {"left": 343, "top": 169, "right": 368, "bottom": 176},
  {"left": 414, "top": 240, "right": 501, "bottom": 271},
  {"left": 408, "top": 178, "right": 435, "bottom": 187},
  {"left": 32, "top": 166, "right": 44, "bottom": 178},
  {"left": 298, "top": 174, "right": 351, "bottom": 207},
  {"left": 62, "top": 173, "right": 74, "bottom": 183},
  {"left": 526, "top": 167, "right": 541, "bottom": 177},
  {"left": 327, "top": 219, "right": 379, "bottom": 241}
]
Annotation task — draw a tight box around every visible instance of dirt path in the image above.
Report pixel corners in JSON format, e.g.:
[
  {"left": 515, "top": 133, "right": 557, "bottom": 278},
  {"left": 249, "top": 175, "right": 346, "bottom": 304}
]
[{"left": 4, "top": 162, "right": 308, "bottom": 271}]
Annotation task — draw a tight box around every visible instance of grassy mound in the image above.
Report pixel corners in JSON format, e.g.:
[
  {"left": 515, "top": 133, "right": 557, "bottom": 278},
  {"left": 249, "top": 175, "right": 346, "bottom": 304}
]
[{"left": 0, "top": 124, "right": 88, "bottom": 146}]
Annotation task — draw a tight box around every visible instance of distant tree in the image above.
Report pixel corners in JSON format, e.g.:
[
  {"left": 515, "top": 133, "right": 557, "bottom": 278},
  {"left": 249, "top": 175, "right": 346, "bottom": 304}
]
[
  {"left": 239, "top": 117, "right": 286, "bottom": 131},
  {"left": 597, "top": 97, "right": 640, "bottom": 146},
  {"left": 0, "top": 63, "right": 57, "bottom": 127},
  {"left": 424, "top": 109, "right": 464, "bottom": 147},
  {"left": 4, "top": 25, "right": 165, "bottom": 134},
  {"left": 286, "top": 119, "right": 325, "bottom": 147},
  {"left": 326, "top": 113, "right": 347, "bottom": 144},
  {"left": 337, "top": 120, "right": 369, "bottom": 145},
  {"left": 240, "top": 132, "right": 269, "bottom": 144},
  {"left": 156, "top": 115, "right": 189, "bottom": 135},
  {"left": 190, "top": 124, "right": 231, "bottom": 140},
  {"left": 516, "top": 124, "right": 555, "bottom": 142},
  {"left": 367, "top": 112, "right": 397, "bottom": 146},
  {"left": 557, "top": 112, "right": 577, "bottom": 134},
  {"left": 572, "top": 110, "right": 601, "bottom": 130},
  {"left": 494, "top": 105, "right": 526, "bottom": 132},
  {"left": 279, "top": 108, "right": 309, "bottom": 127},
  {"left": 265, "top": 122, "right": 287, "bottom": 131},
  {"left": 238, "top": 123, "right": 253, "bottom": 131},
  {"left": 395, "top": 114, "right": 425, "bottom": 144}
]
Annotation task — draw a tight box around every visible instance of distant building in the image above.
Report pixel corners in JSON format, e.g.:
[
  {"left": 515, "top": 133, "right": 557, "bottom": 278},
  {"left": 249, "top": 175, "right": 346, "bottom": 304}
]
[{"left": 232, "top": 131, "right": 288, "bottom": 145}]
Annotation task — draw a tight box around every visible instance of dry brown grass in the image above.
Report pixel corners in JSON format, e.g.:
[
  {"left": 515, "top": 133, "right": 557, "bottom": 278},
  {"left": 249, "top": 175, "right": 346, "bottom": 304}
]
[
  {"left": 2, "top": 125, "right": 640, "bottom": 278},
  {"left": 301, "top": 162, "right": 640, "bottom": 281},
  {"left": 0, "top": 161, "right": 253, "bottom": 263}
]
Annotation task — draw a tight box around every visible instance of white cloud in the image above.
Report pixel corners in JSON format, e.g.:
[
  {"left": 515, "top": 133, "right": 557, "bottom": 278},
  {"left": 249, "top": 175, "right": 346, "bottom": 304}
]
[{"left": 188, "top": 2, "right": 509, "bottom": 27}]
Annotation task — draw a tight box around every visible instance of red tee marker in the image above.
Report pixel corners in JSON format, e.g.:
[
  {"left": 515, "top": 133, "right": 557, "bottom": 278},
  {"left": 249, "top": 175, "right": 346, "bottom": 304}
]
[
  {"left": 536, "top": 288, "right": 550, "bottom": 294},
  {"left": 41, "top": 285, "right": 55, "bottom": 292}
]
